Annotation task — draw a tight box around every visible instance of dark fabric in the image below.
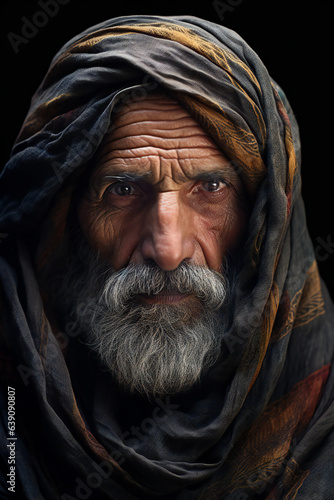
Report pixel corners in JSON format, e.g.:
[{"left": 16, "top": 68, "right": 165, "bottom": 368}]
[{"left": 1, "top": 15, "right": 334, "bottom": 499}]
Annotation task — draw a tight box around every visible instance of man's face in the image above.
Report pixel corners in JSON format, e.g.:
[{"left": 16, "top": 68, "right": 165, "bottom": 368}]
[
  {"left": 68, "top": 93, "right": 247, "bottom": 398},
  {"left": 78, "top": 94, "right": 246, "bottom": 276}
]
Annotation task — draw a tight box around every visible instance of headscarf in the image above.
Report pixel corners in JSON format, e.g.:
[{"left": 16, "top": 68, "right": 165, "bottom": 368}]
[{"left": 0, "top": 15, "right": 333, "bottom": 500}]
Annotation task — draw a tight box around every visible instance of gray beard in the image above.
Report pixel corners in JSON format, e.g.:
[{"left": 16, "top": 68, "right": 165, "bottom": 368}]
[{"left": 54, "top": 237, "right": 232, "bottom": 398}]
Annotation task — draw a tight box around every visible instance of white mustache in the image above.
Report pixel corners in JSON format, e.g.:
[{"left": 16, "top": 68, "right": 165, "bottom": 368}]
[{"left": 100, "top": 261, "right": 228, "bottom": 312}]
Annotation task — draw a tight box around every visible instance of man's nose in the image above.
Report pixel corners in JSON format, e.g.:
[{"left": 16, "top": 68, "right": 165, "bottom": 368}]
[{"left": 139, "top": 192, "right": 194, "bottom": 271}]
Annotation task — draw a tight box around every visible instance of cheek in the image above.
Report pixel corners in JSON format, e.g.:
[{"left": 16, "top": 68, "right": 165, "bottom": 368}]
[
  {"left": 77, "top": 200, "right": 117, "bottom": 256},
  {"left": 77, "top": 200, "right": 141, "bottom": 268},
  {"left": 220, "top": 198, "right": 247, "bottom": 245},
  {"left": 194, "top": 194, "right": 247, "bottom": 268}
]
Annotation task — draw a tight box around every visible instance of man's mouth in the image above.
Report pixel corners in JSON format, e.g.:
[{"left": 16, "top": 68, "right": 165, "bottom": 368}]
[{"left": 136, "top": 290, "right": 193, "bottom": 305}]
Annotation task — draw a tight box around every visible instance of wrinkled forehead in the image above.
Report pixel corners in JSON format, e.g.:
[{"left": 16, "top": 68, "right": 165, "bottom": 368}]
[
  {"left": 99, "top": 90, "right": 220, "bottom": 154},
  {"left": 88, "top": 90, "right": 240, "bottom": 188}
]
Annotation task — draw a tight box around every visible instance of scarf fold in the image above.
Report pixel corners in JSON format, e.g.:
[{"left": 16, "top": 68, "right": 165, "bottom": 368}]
[{"left": 0, "top": 15, "right": 333, "bottom": 499}]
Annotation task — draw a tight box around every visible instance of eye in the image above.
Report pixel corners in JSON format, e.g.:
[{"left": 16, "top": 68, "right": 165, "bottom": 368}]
[
  {"left": 197, "top": 179, "right": 227, "bottom": 193},
  {"left": 107, "top": 182, "right": 137, "bottom": 196}
]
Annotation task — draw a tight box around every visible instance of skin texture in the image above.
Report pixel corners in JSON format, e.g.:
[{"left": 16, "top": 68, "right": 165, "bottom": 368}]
[{"left": 78, "top": 94, "right": 248, "bottom": 303}]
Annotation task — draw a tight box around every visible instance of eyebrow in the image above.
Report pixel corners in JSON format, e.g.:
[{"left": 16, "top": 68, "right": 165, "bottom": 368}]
[
  {"left": 90, "top": 172, "right": 151, "bottom": 197},
  {"left": 101, "top": 166, "right": 236, "bottom": 181},
  {"left": 190, "top": 168, "right": 237, "bottom": 183},
  {"left": 102, "top": 172, "right": 151, "bottom": 182},
  {"left": 91, "top": 164, "right": 239, "bottom": 195}
]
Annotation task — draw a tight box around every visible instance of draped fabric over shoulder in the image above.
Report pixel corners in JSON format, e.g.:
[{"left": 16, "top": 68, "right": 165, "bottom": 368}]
[{"left": 0, "top": 15, "right": 333, "bottom": 500}]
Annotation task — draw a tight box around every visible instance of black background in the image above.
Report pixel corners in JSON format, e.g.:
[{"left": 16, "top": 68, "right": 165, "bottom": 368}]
[{"left": 2, "top": 0, "right": 333, "bottom": 297}]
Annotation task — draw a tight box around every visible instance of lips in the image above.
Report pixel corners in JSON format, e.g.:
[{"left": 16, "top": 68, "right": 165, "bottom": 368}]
[{"left": 136, "top": 290, "right": 193, "bottom": 305}]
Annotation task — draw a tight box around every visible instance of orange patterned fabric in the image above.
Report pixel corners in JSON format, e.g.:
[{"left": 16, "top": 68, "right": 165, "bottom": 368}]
[{"left": 200, "top": 365, "right": 330, "bottom": 499}]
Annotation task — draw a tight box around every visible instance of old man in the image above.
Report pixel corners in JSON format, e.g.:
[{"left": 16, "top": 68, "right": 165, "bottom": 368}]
[{"left": 0, "top": 15, "right": 333, "bottom": 500}]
